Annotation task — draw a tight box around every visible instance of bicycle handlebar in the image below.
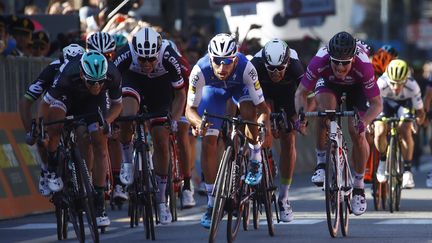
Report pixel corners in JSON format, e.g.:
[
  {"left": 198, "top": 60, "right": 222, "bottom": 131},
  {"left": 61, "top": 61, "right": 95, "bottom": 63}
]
[
  {"left": 302, "top": 110, "right": 357, "bottom": 118},
  {"left": 202, "top": 110, "right": 264, "bottom": 128},
  {"left": 270, "top": 108, "right": 291, "bottom": 131},
  {"left": 373, "top": 116, "right": 416, "bottom": 123},
  {"left": 115, "top": 111, "right": 169, "bottom": 123}
]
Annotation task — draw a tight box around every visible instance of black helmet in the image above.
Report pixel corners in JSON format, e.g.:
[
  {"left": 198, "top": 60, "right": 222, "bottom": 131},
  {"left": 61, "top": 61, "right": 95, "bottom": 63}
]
[{"left": 328, "top": 31, "right": 356, "bottom": 59}]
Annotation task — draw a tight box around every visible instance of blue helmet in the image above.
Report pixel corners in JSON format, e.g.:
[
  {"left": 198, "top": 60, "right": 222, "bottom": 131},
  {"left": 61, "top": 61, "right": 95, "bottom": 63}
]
[
  {"left": 80, "top": 51, "right": 108, "bottom": 82},
  {"left": 380, "top": 44, "right": 398, "bottom": 57},
  {"left": 114, "top": 33, "right": 128, "bottom": 49}
]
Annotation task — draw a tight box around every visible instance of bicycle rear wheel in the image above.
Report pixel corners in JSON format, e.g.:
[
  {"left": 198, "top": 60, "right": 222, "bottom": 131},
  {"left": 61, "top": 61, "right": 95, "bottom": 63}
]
[
  {"left": 167, "top": 139, "right": 178, "bottom": 221},
  {"left": 141, "top": 148, "right": 156, "bottom": 240},
  {"left": 209, "top": 146, "right": 233, "bottom": 243},
  {"left": 325, "top": 140, "right": 340, "bottom": 238}
]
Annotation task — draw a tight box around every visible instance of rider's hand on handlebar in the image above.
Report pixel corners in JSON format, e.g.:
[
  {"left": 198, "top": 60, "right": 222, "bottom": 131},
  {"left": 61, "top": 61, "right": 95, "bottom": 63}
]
[
  {"left": 294, "top": 118, "right": 308, "bottom": 135},
  {"left": 25, "top": 132, "right": 36, "bottom": 146},
  {"left": 355, "top": 119, "right": 366, "bottom": 134}
]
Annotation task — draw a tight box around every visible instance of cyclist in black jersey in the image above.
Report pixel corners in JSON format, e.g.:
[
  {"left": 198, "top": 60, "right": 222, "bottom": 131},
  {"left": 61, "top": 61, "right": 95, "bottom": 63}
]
[
  {"left": 19, "top": 43, "right": 85, "bottom": 197},
  {"left": 113, "top": 27, "right": 186, "bottom": 225},
  {"left": 250, "top": 38, "right": 304, "bottom": 222},
  {"left": 42, "top": 50, "right": 123, "bottom": 227}
]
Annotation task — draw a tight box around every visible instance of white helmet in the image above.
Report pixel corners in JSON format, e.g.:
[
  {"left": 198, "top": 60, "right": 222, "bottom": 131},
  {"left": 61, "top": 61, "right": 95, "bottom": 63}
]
[
  {"left": 132, "top": 27, "right": 162, "bottom": 58},
  {"left": 86, "top": 32, "right": 116, "bottom": 53},
  {"left": 62, "top": 43, "right": 85, "bottom": 60},
  {"left": 263, "top": 39, "right": 290, "bottom": 66},
  {"left": 208, "top": 33, "right": 237, "bottom": 58}
]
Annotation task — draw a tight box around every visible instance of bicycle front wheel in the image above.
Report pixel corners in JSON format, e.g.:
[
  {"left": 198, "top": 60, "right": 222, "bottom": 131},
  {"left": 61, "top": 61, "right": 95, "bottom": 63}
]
[
  {"left": 262, "top": 154, "right": 275, "bottom": 236},
  {"left": 325, "top": 140, "right": 340, "bottom": 238},
  {"left": 387, "top": 136, "right": 397, "bottom": 213},
  {"left": 340, "top": 150, "right": 351, "bottom": 237},
  {"left": 209, "top": 146, "right": 233, "bottom": 243},
  {"left": 74, "top": 147, "right": 99, "bottom": 243}
]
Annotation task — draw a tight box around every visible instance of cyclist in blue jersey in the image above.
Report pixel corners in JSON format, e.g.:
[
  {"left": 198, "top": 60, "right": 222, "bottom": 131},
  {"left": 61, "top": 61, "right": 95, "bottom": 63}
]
[{"left": 185, "top": 33, "right": 272, "bottom": 228}]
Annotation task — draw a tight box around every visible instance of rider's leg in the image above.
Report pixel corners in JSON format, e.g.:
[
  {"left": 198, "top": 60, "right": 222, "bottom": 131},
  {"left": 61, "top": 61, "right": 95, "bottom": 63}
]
[
  {"left": 177, "top": 120, "right": 196, "bottom": 207},
  {"left": 278, "top": 130, "right": 296, "bottom": 222},
  {"left": 119, "top": 96, "right": 139, "bottom": 185},
  {"left": 399, "top": 121, "right": 415, "bottom": 188},
  {"left": 374, "top": 121, "right": 388, "bottom": 182}
]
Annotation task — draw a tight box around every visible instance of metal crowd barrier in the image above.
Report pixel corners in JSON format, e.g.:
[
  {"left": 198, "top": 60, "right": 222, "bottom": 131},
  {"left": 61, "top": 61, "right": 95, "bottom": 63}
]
[{"left": 0, "top": 56, "right": 54, "bottom": 112}]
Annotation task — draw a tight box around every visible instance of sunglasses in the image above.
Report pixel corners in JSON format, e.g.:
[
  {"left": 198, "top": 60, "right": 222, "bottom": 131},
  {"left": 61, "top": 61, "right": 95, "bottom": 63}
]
[
  {"left": 265, "top": 63, "right": 287, "bottom": 72},
  {"left": 82, "top": 73, "right": 106, "bottom": 86},
  {"left": 388, "top": 81, "right": 405, "bottom": 87},
  {"left": 212, "top": 56, "right": 235, "bottom": 65},
  {"left": 330, "top": 57, "right": 353, "bottom": 66},
  {"left": 138, "top": 56, "right": 157, "bottom": 63}
]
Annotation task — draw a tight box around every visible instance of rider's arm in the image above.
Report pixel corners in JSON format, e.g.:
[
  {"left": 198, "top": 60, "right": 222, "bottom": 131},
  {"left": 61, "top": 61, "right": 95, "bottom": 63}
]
[
  {"left": 416, "top": 108, "right": 425, "bottom": 125},
  {"left": 105, "top": 64, "right": 123, "bottom": 124},
  {"left": 295, "top": 82, "right": 311, "bottom": 113},
  {"left": 185, "top": 65, "right": 205, "bottom": 130},
  {"left": 19, "top": 97, "right": 34, "bottom": 132},
  {"left": 362, "top": 95, "right": 383, "bottom": 126},
  {"left": 171, "top": 88, "right": 186, "bottom": 122},
  {"left": 424, "top": 86, "right": 432, "bottom": 113}
]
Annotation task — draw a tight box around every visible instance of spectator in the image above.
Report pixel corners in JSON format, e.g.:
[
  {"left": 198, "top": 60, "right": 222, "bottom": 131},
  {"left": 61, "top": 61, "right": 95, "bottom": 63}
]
[
  {"left": 46, "top": 0, "right": 75, "bottom": 15},
  {"left": 24, "top": 5, "right": 42, "bottom": 15},
  {"left": 9, "top": 16, "right": 34, "bottom": 56},
  {"left": 31, "top": 30, "right": 50, "bottom": 57}
]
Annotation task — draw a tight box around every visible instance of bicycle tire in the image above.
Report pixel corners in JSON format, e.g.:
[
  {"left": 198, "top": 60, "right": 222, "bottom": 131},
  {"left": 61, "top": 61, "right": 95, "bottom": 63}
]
[
  {"left": 242, "top": 190, "right": 251, "bottom": 231},
  {"left": 209, "top": 146, "right": 233, "bottom": 243},
  {"left": 74, "top": 147, "right": 99, "bottom": 243},
  {"left": 388, "top": 136, "right": 397, "bottom": 213},
  {"left": 252, "top": 198, "right": 259, "bottom": 230},
  {"left": 325, "top": 139, "right": 340, "bottom": 238},
  {"left": 395, "top": 141, "right": 403, "bottom": 211},
  {"left": 262, "top": 155, "right": 275, "bottom": 236},
  {"left": 167, "top": 139, "right": 178, "bottom": 221},
  {"left": 226, "top": 156, "right": 246, "bottom": 242},
  {"left": 340, "top": 150, "right": 350, "bottom": 237},
  {"left": 62, "top": 207, "right": 68, "bottom": 239},
  {"left": 54, "top": 197, "right": 64, "bottom": 240},
  {"left": 141, "top": 146, "right": 156, "bottom": 241}
]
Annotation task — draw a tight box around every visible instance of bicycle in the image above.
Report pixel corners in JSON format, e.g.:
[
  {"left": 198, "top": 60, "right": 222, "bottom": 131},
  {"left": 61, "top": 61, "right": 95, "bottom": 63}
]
[
  {"left": 167, "top": 124, "right": 183, "bottom": 221},
  {"left": 374, "top": 115, "right": 416, "bottom": 213},
  {"left": 43, "top": 113, "right": 103, "bottom": 242},
  {"left": 116, "top": 111, "right": 167, "bottom": 240},
  {"left": 242, "top": 109, "right": 289, "bottom": 235},
  {"left": 201, "top": 111, "right": 265, "bottom": 243},
  {"left": 302, "top": 109, "right": 357, "bottom": 237}
]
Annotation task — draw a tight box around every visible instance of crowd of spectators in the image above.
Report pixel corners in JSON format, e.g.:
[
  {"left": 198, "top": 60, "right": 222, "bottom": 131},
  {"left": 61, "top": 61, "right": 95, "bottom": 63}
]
[{"left": 0, "top": 0, "right": 225, "bottom": 66}]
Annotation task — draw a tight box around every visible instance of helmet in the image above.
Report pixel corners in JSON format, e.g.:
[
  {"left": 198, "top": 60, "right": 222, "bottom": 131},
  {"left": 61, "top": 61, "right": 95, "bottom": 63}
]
[
  {"left": 328, "top": 31, "right": 356, "bottom": 59},
  {"left": 262, "top": 39, "right": 290, "bottom": 66},
  {"left": 380, "top": 44, "right": 398, "bottom": 57},
  {"left": 208, "top": 33, "right": 237, "bottom": 58},
  {"left": 114, "top": 33, "right": 128, "bottom": 49},
  {"left": 386, "top": 59, "right": 409, "bottom": 83},
  {"left": 62, "top": 43, "right": 85, "bottom": 60},
  {"left": 372, "top": 49, "right": 395, "bottom": 76},
  {"left": 86, "top": 32, "right": 116, "bottom": 54},
  {"left": 132, "top": 27, "right": 162, "bottom": 58},
  {"left": 80, "top": 51, "right": 108, "bottom": 82}
]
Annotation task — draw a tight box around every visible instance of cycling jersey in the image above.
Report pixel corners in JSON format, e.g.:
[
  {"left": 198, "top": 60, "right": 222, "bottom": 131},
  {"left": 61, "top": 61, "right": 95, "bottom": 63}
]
[
  {"left": 301, "top": 45, "right": 379, "bottom": 111},
  {"left": 25, "top": 59, "right": 62, "bottom": 101},
  {"left": 44, "top": 57, "right": 122, "bottom": 122},
  {"left": 377, "top": 74, "right": 423, "bottom": 118},
  {"left": 302, "top": 46, "right": 378, "bottom": 97},
  {"left": 114, "top": 40, "right": 184, "bottom": 114},
  {"left": 251, "top": 48, "right": 304, "bottom": 118},
  {"left": 187, "top": 53, "right": 264, "bottom": 130}
]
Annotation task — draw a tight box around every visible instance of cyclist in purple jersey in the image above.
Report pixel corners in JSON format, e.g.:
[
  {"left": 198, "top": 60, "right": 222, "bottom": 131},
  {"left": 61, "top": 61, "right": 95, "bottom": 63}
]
[{"left": 295, "top": 31, "right": 383, "bottom": 216}]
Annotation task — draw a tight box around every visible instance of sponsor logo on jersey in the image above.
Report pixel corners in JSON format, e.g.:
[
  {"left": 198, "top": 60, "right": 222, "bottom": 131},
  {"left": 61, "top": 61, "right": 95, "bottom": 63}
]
[
  {"left": 114, "top": 51, "right": 131, "bottom": 66},
  {"left": 364, "top": 77, "right": 375, "bottom": 89},
  {"left": 28, "top": 81, "right": 44, "bottom": 94},
  {"left": 248, "top": 69, "right": 258, "bottom": 81},
  {"left": 168, "top": 56, "right": 181, "bottom": 75},
  {"left": 164, "top": 51, "right": 170, "bottom": 59},
  {"left": 254, "top": 81, "right": 261, "bottom": 90}
]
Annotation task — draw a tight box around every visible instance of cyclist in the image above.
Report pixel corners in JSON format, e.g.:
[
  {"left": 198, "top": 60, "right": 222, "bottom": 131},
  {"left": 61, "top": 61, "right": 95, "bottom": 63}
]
[
  {"left": 185, "top": 33, "right": 272, "bottom": 228},
  {"left": 19, "top": 43, "right": 85, "bottom": 197},
  {"left": 43, "top": 50, "right": 123, "bottom": 227},
  {"left": 250, "top": 38, "right": 304, "bottom": 222},
  {"left": 373, "top": 59, "right": 425, "bottom": 188},
  {"left": 371, "top": 45, "right": 398, "bottom": 78},
  {"left": 113, "top": 27, "right": 186, "bottom": 224},
  {"left": 166, "top": 39, "right": 196, "bottom": 208},
  {"left": 86, "top": 31, "right": 129, "bottom": 203},
  {"left": 294, "top": 31, "right": 383, "bottom": 216},
  {"left": 113, "top": 33, "right": 128, "bottom": 50}
]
